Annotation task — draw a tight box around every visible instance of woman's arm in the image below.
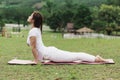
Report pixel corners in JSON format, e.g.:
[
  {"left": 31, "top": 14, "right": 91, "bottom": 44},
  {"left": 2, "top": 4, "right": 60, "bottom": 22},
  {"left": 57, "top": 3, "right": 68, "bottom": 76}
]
[{"left": 30, "top": 36, "right": 39, "bottom": 64}]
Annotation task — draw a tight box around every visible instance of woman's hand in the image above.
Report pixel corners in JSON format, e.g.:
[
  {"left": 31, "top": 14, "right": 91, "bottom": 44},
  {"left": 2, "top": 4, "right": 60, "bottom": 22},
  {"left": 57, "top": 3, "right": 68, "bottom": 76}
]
[{"left": 32, "top": 60, "right": 38, "bottom": 64}]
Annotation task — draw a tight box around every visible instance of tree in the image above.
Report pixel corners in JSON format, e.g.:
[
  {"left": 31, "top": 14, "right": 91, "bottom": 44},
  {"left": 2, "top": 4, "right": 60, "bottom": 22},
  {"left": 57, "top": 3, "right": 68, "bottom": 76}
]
[
  {"left": 57, "top": 0, "right": 76, "bottom": 30},
  {"left": 2, "top": 6, "right": 33, "bottom": 27},
  {"left": 43, "top": 0, "right": 93, "bottom": 32},
  {"left": 3, "top": 7, "right": 16, "bottom": 23},
  {"left": 98, "top": 4, "right": 120, "bottom": 35},
  {"left": 91, "top": 20, "right": 107, "bottom": 33},
  {"left": 91, "top": 7, "right": 104, "bottom": 32},
  {"left": 43, "top": 0, "right": 76, "bottom": 32},
  {"left": 46, "top": 12, "right": 61, "bottom": 32},
  {"left": 106, "top": 22, "right": 117, "bottom": 35},
  {"left": 107, "top": 0, "right": 120, "bottom": 6},
  {"left": 0, "top": 0, "right": 40, "bottom": 26},
  {"left": 74, "top": 5, "right": 92, "bottom": 29},
  {"left": 13, "top": 7, "right": 32, "bottom": 26}
]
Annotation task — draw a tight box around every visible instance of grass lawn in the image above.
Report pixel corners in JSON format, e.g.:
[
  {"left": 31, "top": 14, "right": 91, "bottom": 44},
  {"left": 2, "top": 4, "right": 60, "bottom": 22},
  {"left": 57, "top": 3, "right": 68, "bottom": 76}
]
[{"left": 0, "top": 29, "right": 120, "bottom": 80}]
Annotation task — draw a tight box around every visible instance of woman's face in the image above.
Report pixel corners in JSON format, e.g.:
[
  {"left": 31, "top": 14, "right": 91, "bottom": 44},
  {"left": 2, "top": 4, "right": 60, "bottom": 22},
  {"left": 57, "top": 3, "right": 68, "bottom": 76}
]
[{"left": 27, "top": 13, "right": 34, "bottom": 23}]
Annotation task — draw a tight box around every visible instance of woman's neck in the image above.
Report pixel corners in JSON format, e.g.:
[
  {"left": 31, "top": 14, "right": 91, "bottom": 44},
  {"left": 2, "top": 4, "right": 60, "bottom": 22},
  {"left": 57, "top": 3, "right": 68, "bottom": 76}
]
[{"left": 31, "top": 24, "right": 35, "bottom": 28}]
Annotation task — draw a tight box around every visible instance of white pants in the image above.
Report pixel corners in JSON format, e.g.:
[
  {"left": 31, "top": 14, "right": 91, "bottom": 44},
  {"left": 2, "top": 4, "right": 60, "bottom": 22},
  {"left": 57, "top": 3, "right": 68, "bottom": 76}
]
[{"left": 42, "top": 47, "right": 96, "bottom": 62}]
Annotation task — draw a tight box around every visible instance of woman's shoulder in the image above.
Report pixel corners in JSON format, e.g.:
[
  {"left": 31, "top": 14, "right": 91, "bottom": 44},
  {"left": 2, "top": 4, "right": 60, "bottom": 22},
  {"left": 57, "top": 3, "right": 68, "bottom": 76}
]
[
  {"left": 29, "top": 28, "right": 39, "bottom": 33},
  {"left": 29, "top": 28, "right": 41, "bottom": 36},
  {"left": 30, "top": 28, "right": 38, "bottom": 31}
]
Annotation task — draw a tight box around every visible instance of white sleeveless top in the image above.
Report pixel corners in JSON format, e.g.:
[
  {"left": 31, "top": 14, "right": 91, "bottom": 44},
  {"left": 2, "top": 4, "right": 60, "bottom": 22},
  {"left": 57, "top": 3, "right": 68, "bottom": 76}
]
[{"left": 27, "top": 28, "right": 46, "bottom": 61}]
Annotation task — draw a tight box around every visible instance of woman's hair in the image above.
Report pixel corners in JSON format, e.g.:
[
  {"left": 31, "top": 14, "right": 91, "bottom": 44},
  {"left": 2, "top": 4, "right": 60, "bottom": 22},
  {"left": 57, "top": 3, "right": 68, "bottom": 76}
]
[{"left": 32, "top": 11, "right": 43, "bottom": 33}]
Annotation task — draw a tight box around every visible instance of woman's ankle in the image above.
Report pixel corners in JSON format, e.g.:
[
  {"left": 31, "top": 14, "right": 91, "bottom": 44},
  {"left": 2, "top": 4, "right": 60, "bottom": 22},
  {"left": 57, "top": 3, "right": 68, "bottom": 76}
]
[{"left": 95, "top": 55, "right": 105, "bottom": 62}]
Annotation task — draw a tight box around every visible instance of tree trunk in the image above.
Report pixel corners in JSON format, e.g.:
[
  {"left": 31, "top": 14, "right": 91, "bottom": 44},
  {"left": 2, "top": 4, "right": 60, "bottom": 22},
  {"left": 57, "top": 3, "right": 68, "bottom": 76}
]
[{"left": 106, "top": 30, "right": 112, "bottom": 35}]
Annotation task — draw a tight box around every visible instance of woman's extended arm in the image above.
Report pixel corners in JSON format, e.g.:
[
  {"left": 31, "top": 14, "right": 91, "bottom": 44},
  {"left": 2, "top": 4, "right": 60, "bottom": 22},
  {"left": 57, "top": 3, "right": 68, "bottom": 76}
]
[{"left": 30, "top": 36, "right": 39, "bottom": 64}]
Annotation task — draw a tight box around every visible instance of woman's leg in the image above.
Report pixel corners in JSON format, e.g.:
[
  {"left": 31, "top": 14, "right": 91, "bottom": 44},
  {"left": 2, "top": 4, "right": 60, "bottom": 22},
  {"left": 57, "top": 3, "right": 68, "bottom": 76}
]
[
  {"left": 74, "top": 52, "right": 96, "bottom": 62},
  {"left": 49, "top": 51, "right": 98, "bottom": 62},
  {"left": 75, "top": 53, "right": 108, "bottom": 62},
  {"left": 47, "top": 47, "right": 107, "bottom": 62}
]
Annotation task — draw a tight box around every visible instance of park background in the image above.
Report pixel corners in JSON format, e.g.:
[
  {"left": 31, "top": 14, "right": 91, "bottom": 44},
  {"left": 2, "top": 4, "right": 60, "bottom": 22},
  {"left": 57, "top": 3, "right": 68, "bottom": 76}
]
[{"left": 0, "top": 0, "right": 120, "bottom": 80}]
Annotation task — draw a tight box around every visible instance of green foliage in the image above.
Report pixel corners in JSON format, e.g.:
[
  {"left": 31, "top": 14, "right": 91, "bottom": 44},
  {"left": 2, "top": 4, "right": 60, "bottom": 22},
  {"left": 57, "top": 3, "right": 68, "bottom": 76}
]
[
  {"left": 43, "top": 0, "right": 76, "bottom": 32},
  {"left": 0, "top": 0, "right": 119, "bottom": 35},
  {"left": 42, "top": 0, "right": 110, "bottom": 32},
  {"left": 0, "top": 0, "right": 41, "bottom": 7},
  {"left": 43, "top": 1, "right": 92, "bottom": 31},
  {"left": 99, "top": 5, "right": 116, "bottom": 23},
  {"left": 1, "top": 7, "right": 33, "bottom": 25},
  {"left": 46, "top": 12, "right": 61, "bottom": 32},
  {"left": 0, "top": 0, "right": 41, "bottom": 26},
  {"left": 74, "top": 5, "right": 92, "bottom": 29},
  {"left": 43, "top": 0, "right": 107, "bottom": 7},
  {"left": 91, "top": 20, "right": 107, "bottom": 32},
  {"left": 98, "top": 4, "right": 120, "bottom": 35},
  {"left": 107, "top": 0, "right": 120, "bottom": 6}
]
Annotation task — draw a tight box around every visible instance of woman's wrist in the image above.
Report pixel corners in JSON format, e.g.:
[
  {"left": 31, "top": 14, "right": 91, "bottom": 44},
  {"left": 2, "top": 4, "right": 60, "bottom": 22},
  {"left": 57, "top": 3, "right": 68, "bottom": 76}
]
[{"left": 33, "top": 59, "right": 38, "bottom": 64}]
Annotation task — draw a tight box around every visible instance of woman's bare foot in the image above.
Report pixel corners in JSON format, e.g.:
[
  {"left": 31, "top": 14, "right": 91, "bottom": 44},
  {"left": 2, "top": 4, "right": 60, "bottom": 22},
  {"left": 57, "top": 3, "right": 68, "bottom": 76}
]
[{"left": 95, "top": 55, "right": 108, "bottom": 62}]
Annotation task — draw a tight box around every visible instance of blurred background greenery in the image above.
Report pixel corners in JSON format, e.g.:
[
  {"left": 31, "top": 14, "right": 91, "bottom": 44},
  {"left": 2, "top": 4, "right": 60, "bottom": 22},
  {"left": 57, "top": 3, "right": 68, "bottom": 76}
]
[{"left": 0, "top": 0, "right": 120, "bottom": 35}]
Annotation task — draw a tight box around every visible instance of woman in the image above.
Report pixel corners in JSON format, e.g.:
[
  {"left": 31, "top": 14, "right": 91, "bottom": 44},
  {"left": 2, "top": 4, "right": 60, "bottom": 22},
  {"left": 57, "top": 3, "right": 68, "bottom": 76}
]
[{"left": 27, "top": 11, "right": 108, "bottom": 64}]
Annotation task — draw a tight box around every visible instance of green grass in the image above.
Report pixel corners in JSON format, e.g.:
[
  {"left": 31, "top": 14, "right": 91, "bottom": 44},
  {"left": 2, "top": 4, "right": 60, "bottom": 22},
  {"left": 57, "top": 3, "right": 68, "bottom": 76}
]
[{"left": 0, "top": 30, "right": 120, "bottom": 80}]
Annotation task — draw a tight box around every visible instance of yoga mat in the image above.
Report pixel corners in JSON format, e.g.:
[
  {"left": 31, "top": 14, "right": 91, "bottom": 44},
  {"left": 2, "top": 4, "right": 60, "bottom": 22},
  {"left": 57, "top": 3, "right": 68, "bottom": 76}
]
[
  {"left": 8, "top": 59, "right": 114, "bottom": 65},
  {"left": 8, "top": 59, "right": 37, "bottom": 65},
  {"left": 42, "top": 59, "right": 114, "bottom": 65}
]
